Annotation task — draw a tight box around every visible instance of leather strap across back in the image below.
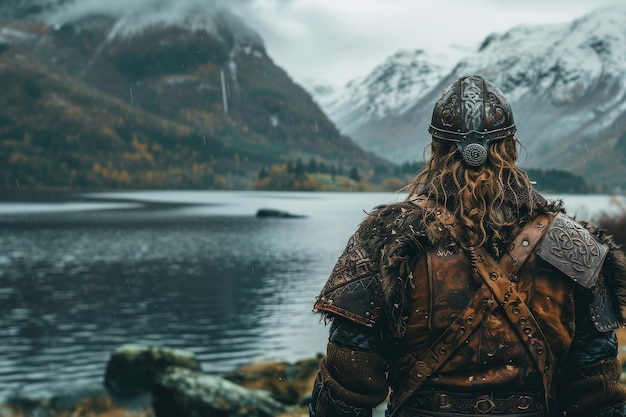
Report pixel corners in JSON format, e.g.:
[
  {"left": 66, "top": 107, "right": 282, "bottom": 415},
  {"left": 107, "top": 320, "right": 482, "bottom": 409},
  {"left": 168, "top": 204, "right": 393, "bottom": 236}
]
[{"left": 388, "top": 196, "right": 555, "bottom": 416}]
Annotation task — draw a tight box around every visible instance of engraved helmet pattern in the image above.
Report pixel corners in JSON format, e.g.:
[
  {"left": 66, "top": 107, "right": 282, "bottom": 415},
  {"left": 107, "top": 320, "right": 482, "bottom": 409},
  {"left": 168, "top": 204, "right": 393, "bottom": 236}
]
[{"left": 428, "top": 75, "right": 516, "bottom": 167}]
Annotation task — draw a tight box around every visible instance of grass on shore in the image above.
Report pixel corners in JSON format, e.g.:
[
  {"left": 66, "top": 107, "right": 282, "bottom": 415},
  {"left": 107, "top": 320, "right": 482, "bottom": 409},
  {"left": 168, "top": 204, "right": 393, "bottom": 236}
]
[{"left": 0, "top": 396, "right": 153, "bottom": 417}]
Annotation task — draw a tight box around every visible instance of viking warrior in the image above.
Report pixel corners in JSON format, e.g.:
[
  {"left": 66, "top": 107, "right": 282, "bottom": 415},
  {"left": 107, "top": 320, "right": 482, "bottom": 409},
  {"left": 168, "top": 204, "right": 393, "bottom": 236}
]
[{"left": 309, "top": 75, "right": 626, "bottom": 417}]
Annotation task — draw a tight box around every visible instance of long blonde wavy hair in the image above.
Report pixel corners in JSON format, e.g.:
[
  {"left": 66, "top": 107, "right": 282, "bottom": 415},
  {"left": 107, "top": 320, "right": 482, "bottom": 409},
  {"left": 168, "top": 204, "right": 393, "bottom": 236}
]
[{"left": 405, "top": 136, "right": 535, "bottom": 248}]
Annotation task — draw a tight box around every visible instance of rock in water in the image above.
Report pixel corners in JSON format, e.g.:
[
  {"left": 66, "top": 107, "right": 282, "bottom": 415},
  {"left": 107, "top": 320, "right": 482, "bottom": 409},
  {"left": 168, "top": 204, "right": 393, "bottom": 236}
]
[
  {"left": 256, "top": 208, "right": 304, "bottom": 218},
  {"left": 152, "top": 367, "right": 287, "bottom": 417},
  {"left": 104, "top": 344, "right": 202, "bottom": 397}
]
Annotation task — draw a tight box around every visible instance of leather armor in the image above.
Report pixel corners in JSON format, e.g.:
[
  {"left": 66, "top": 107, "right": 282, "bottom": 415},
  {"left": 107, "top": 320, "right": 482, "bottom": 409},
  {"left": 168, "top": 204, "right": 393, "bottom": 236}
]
[
  {"left": 313, "top": 198, "right": 625, "bottom": 417},
  {"left": 390, "top": 238, "right": 575, "bottom": 403}
]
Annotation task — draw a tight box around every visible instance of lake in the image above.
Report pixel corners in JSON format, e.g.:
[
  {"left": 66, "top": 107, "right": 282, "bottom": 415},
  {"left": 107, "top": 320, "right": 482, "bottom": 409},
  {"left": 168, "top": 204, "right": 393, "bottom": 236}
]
[{"left": 0, "top": 190, "right": 623, "bottom": 401}]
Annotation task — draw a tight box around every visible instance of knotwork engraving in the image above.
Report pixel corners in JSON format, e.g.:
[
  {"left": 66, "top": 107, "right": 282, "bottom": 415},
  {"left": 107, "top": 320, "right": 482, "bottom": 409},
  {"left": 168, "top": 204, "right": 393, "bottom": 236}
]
[
  {"left": 536, "top": 213, "right": 608, "bottom": 288},
  {"left": 547, "top": 216, "right": 600, "bottom": 272},
  {"left": 462, "top": 76, "right": 484, "bottom": 131}
]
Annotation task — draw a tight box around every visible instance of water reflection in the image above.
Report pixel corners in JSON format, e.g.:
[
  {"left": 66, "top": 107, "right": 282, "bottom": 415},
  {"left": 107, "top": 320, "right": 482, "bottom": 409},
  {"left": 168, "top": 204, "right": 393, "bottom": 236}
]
[{"left": 0, "top": 191, "right": 397, "bottom": 400}]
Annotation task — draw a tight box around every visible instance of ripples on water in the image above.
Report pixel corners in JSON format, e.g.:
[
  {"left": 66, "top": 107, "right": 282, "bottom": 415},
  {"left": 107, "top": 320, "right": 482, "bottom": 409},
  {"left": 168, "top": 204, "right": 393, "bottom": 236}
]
[
  {"left": 0, "top": 191, "right": 621, "bottom": 400},
  {"left": 0, "top": 191, "right": 404, "bottom": 400}
]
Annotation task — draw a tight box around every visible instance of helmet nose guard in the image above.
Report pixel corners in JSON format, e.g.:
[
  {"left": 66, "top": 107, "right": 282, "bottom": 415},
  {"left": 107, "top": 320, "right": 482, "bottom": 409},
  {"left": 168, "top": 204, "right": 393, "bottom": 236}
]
[{"left": 428, "top": 75, "right": 516, "bottom": 167}]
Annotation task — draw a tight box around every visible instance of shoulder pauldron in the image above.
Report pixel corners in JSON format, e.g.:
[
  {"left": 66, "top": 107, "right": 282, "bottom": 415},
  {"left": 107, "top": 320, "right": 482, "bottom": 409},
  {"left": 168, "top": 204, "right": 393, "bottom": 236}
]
[
  {"left": 536, "top": 213, "right": 618, "bottom": 332},
  {"left": 314, "top": 232, "right": 383, "bottom": 327},
  {"left": 536, "top": 213, "right": 608, "bottom": 289}
]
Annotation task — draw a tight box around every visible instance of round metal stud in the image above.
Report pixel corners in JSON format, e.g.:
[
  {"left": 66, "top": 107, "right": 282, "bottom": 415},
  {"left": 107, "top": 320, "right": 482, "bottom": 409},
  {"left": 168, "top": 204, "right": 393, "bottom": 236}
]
[{"left": 463, "top": 143, "right": 488, "bottom": 166}]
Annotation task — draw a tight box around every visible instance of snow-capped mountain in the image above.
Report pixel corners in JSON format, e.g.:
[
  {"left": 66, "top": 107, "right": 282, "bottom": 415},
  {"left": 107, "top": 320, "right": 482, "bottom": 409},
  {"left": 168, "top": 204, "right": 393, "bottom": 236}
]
[
  {"left": 307, "top": 46, "right": 473, "bottom": 138},
  {"left": 307, "top": 6, "right": 626, "bottom": 190}
]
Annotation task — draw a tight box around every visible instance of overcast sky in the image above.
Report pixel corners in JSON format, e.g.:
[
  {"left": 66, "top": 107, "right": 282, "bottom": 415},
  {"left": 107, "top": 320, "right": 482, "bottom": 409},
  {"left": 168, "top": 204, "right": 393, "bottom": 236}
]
[{"left": 232, "top": 0, "right": 624, "bottom": 88}]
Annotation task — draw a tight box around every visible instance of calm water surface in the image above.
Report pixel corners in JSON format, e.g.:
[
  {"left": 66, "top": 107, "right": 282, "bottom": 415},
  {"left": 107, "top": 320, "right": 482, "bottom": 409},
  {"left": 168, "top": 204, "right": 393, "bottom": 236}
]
[{"left": 0, "top": 190, "right": 622, "bottom": 401}]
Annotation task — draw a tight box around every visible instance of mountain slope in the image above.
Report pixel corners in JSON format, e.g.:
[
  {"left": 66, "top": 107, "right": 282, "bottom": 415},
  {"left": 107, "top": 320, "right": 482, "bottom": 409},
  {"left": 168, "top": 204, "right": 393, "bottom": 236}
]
[
  {"left": 309, "top": 6, "right": 626, "bottom": 190},
  {"left": 0, "top": 3, "right": 389, "bottom": 190}
]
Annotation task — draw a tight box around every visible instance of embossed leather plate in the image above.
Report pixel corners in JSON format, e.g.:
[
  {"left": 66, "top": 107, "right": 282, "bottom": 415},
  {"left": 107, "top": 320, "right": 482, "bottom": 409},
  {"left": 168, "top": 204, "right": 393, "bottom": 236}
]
[{"left": 535, "top": 213, "right": 608, "bottom": 289}]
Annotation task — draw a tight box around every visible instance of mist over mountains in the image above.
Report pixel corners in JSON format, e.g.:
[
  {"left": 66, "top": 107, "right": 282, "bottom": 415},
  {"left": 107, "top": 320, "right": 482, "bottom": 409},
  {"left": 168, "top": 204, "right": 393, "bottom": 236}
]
[
  {"left": 0, "top": 0, "right": 387, "bottom": 190},
  {"left": 1, "top": 1, "right": 624, "bottom": 191},
  {"left": 305, "top": 6, "right": 626, "bottom": 190}
]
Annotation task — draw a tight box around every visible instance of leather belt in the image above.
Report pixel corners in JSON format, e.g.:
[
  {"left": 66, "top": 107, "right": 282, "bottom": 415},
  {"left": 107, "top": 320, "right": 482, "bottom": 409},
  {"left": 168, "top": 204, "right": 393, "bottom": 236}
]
[{"left": 400, "top": 391, "right": 545, "bottom": 416}]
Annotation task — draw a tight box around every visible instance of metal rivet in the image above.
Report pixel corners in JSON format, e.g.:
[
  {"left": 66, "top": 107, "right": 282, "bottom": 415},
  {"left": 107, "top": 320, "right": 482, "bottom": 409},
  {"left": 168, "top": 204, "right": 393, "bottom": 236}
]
[
  {"left": 466, "top": 317, "right": 474, "bottom": 325},
  {"left": 365, "top": 311, "right": 371, "bottom": 318},
  {"left": 438, "top": 347, "right": 447, "bottom": 355},
  {"left": 490, "top": 272, "right": 498, "bottom": 281},
  {"left": 458, "top": 326, "right": 466, "bottom": 334},
  {"left": 537, "top": 222, "right": 544, "bottom": 228},
  {"left": 522, "top": 240, "right": 529, "bottom": 247},
  {"left": 536, "top": 346, "right": 544, "bottom": 355},
  {"left": 519, "top": 317, "right": 527, "bottom": 325},
  {"left": 524, "top": 326, "right": 532, "bottom": 335},
  {"left": 511, "top": 258, "right": 518, "bottom": 265},
  {"left": 512, "top": 306, "right": 520, "bottom": 315}
]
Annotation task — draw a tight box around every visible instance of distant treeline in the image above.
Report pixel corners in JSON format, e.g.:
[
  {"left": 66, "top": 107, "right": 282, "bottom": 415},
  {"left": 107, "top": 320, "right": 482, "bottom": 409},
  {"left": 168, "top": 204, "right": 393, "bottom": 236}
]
[
  {"left": 525, "top": 168, "right": 597, "bottom": 194},
  {"left": 254, "top": 158, "right": 424, "bottom": 191},
  {"left": 254, "top": 158, "right": 596, "bottom": 193}
]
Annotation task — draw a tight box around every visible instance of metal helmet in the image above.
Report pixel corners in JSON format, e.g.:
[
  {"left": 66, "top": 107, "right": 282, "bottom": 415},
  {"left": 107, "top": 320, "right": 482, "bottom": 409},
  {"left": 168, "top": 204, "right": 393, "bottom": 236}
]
[{"left": 428, "top": 75, "right": 516, "bottom": 167}]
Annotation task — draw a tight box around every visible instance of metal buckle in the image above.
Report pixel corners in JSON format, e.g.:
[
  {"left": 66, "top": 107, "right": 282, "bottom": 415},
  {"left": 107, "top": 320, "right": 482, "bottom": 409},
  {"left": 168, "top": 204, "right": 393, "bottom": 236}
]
[
  {"left": 516, "top": 395, "right": 534, "bottom": 411},
  {"left": 432, "top": 393, "right": 452, "bottom": 410},
  {"left": 474, "top": 395, "right": 496, "bottom": 414}
]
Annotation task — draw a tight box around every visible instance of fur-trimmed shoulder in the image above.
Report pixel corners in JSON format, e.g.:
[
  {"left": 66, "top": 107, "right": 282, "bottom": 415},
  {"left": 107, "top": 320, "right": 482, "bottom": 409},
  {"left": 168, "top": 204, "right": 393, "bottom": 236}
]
[{"left": 358, "top": 201, "right": 433, "bottom": 337}]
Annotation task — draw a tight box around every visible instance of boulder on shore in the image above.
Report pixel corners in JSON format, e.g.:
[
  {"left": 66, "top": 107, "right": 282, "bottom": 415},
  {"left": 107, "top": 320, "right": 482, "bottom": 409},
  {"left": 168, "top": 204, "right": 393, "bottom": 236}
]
[
  {"left": 104, "top": 344, "right": 202, "bottom": 397},
  {"left": 153, "top": 367, "right": 287, "bottom": 417},
  {"left": 103, "top": 344, "right": 310, "bottom": 417}
]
